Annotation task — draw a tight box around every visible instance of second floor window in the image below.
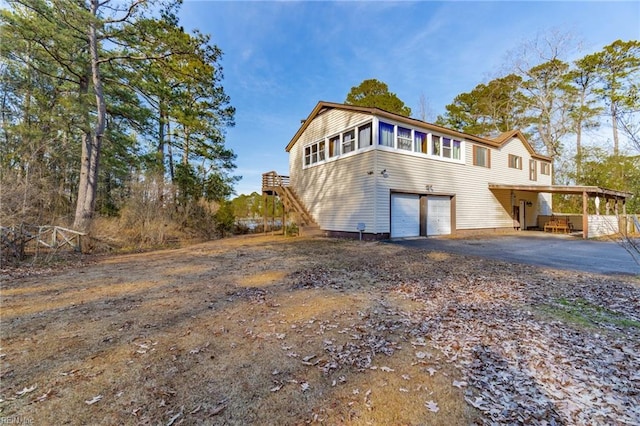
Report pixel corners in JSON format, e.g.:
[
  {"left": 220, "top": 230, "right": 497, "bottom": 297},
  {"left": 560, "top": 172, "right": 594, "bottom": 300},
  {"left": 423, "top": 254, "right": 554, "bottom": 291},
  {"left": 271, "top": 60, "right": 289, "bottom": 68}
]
[
  {"left": 509, "top": 154, "right": 522, "bottom": 170},
  {"left": 397, "top": 127, "right": 412, "bottom": 150},
  {"left": 358, "top": 123, "right": 372, "bottom": 148},
  {"left": 529, "top": 159, "right": 537, "bottom": 181},
  {"left": 541, "top": 162, "right": 551, "bottom": 175},
  {"left": 304, "top": 140, "right": 325, "bottom": 166},
  {"left": 432, "top": 135, "right": 441, "bottom": 156},
  {"left": 433, "top": 136, "right": 461, "bottom": 160},
  {"left": 329, "top": 135, "right": 340, "bottom": 157},
  {"left": 342, "top": 129, "right": 355, "bottom": 153},
  {"left": 379, "top": 122, "right": 394, "bottom": 147},
  {"left": 415, "top": 131, "right": 427, "bottom": 153},
  {"left": 473, "top": 145, "right": 490, "bottom": 168}
]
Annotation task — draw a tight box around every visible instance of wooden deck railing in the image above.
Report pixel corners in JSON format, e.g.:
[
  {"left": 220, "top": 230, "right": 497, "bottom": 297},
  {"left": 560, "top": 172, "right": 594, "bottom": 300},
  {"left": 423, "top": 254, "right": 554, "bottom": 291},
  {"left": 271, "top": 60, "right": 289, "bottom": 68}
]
[{"left": 262, "top": 171, "right": 290, "bottom": 189}]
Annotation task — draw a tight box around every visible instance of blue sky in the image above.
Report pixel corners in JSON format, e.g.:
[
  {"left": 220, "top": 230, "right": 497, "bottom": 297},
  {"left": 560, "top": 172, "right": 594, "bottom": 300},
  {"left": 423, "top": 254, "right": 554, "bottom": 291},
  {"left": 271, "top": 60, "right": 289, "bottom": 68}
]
[{"left": 179, "top": 1, "right": 640, "bottom": 196}]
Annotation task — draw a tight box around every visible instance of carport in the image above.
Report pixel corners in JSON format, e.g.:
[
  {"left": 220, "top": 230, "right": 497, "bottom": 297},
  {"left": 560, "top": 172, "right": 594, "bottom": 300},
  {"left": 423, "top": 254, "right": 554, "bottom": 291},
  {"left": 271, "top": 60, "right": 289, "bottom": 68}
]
[{"left": 488, "top": 184, "right": 632, "bottom": 239}]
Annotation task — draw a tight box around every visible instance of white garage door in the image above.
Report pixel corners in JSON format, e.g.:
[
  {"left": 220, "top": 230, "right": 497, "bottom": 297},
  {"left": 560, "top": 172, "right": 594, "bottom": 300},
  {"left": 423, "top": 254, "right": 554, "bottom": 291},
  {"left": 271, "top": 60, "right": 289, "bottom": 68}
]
[
  {"left": 391, "top": 194, "right": 420, "bottom": 238},
  {"left": 427, "top": 196, "right": 451, "bottom": 235}
]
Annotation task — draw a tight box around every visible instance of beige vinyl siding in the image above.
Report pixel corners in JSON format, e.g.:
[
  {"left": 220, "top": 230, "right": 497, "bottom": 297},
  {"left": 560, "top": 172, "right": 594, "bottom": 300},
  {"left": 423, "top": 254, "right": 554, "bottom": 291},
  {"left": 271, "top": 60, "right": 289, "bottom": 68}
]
[
  {"left": 289, "top": 109, "right": 371, "bottom": 178},
  {"left": 373, "top": 137, "right": 553, "bottom": 232},
  {"left": 375, "top": 149, "right": 493, "bottom": 232},
  {"left": 492, "top": 138, "right": 551, "bottom": 186},
  {"left": 289, "top": 109, "right": 375, "bottom": 232},
  {"left": 295, "top": 150, "right": 376, "bottom": 232},
  {"left": 493, "top": 138, "right": 553, "bottom": 228}
]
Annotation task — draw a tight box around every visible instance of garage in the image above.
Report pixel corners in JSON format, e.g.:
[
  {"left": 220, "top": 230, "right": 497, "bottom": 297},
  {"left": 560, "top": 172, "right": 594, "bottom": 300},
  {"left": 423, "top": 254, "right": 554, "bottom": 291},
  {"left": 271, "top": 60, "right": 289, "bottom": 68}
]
[
  {"left": 427, "top": 195, "right": 451, "bottom": 235},
  {"left": 390, "top": 193, "right": 420, "bottom": 238}
]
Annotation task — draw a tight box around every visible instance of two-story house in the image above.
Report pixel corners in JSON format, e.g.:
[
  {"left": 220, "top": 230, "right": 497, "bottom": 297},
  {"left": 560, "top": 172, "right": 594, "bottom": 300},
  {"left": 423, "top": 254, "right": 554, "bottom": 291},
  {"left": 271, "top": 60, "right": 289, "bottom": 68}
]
[{"left": 263, "top": 101, "right": 629, "bottom": 239}]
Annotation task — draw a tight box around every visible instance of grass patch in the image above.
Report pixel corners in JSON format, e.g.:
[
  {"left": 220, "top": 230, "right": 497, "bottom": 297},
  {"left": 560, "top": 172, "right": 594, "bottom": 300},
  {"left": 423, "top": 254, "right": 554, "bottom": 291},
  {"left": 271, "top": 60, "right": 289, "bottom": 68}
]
[{"left": 539, "top": 297, "right": 640, "bottom": 330}]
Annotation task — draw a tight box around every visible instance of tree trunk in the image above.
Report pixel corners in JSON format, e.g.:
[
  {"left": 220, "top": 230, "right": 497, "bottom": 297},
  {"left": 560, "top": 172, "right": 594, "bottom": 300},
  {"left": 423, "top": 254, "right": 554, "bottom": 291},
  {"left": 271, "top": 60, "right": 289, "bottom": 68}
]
[
  {"left": 167, "top": 119, "right": 175, "bottom": 182},
  {"left": 611, "top": 102, "right": 619, "bottom": 156},
  {"left": 157, "top": 101, "right": 166, "bottom": 203},
  {"left": 158, "top": 100, "right": 166, "bottom": 174},
  {"left": 73, "top": 0, "right": 106, "bottom": 233},
  {"left": 183, "top": 129, "right": 190, "bottom": 165}
]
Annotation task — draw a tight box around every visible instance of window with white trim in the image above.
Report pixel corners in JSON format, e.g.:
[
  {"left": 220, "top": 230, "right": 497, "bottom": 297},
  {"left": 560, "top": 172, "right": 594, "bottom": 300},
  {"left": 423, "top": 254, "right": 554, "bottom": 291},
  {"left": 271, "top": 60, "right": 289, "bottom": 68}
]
[
  {"left": 342, "top": 129, "right": 355, "bottom": 154},
  {"left": 452, "top": 140, "right": 461, "bottom": 159},
  {"left": 378, "top": 121, "right": 394, "bottom": 147},
  {"left": 432, "top": 135, "right": 461, "bottom": 160},
  {"left": 432, "top": 135, "right": 441, "bottom": 156},
  {"left": 443, "top": 137, "right": 452, "bottom": 158},
  {"left": 304, "top": 140, "right": 326, "bottom": 166},
  {"left": 415, "top": 131, "right": 427, "bottom": 153},
  {"left": 397, "top": 126, "right": 412, "bottom": 151},
  {"left": 370, "top": 120, "right": 464, "bottom": 160},
  {"left": 329, "top": 135, "right": 340, "bottom": 157},
  {"left": 358, "top": 122, "right": 372, "bottom": 148}
]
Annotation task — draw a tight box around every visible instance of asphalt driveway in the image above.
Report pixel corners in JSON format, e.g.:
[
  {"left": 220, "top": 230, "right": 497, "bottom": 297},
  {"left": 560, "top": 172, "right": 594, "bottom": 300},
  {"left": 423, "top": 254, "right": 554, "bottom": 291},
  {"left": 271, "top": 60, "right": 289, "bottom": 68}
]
[{"left": 391, "top": 233, "right": 640, "bottom": 275}]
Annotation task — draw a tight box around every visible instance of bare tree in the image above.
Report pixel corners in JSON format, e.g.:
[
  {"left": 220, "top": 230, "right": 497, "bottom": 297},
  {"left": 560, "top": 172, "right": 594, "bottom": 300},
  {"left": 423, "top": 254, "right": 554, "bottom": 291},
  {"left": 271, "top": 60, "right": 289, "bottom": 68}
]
[{"left": 417, "top": 92, "right": 435, "bottom": 122}]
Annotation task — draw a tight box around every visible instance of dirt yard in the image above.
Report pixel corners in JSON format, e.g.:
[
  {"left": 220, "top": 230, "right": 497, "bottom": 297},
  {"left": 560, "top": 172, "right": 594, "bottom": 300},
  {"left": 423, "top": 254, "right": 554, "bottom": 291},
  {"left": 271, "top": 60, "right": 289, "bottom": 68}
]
[{"left": 1, "top": 234, "right": 639, "bottom": 425}]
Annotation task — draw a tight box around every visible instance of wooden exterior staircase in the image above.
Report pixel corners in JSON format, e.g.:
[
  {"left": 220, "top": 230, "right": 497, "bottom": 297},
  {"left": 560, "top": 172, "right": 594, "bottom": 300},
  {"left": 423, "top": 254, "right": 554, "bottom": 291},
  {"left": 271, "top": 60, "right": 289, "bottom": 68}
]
[{"left": 262, "top": 171, "right": 320, "bottom": 235}]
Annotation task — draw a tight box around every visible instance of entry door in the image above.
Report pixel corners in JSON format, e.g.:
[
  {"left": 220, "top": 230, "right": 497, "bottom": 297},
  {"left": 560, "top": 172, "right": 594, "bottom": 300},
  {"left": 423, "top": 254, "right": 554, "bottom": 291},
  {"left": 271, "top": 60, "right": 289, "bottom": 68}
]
[
  {"left": 519, "top": 200, "right": 526, "bottom": 231},
  {"left": 391, "top": 194, "right": 420, "bottom": 238},
  {"left": 427, "top": 196, "right": 451, "bottom": 235}
]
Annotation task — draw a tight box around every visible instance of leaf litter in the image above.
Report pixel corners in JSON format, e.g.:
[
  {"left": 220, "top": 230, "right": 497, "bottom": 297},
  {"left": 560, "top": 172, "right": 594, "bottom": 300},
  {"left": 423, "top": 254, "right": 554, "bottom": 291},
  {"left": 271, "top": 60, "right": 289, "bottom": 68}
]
[
  {"left": 392, "top": 266, "right": 640, "bottom": 425},
  {"left": 2, "top": 235, "right": 639, "bottom": 424}
]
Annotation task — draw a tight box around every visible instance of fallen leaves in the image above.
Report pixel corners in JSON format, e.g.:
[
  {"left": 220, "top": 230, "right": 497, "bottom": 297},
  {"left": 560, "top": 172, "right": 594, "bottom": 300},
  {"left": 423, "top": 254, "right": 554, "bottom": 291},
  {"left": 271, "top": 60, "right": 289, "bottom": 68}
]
[
  {"left": 165, "top": 410, "right": 182, "bottom": 426},
  {"left": 425, "top": 400, "right": 440, "bottom": 413},
  {"left": 452, "top": 380, "right": 467, "bottom": 389},
  {"left": 15, "top": 384, "right": 37, "bottom": 397},
  {"left": 393, "top": 266, "right": 640, "bottom": 425},
  {"left": 84, "top": 395, "right": 102, "bottom": 405}
]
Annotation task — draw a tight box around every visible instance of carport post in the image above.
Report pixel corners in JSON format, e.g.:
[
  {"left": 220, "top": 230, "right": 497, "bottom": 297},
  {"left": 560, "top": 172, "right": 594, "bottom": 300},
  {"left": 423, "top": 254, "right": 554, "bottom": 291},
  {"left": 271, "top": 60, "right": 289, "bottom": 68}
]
[{"left": 582, "top": 191, "right": 588, "bottom": 239}]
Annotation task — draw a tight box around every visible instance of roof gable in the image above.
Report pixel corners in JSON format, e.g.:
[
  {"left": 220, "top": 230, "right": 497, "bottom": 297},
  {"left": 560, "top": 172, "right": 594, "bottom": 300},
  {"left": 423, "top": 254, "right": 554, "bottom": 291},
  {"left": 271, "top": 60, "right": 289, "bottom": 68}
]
[{"left": 491, "top": 130, "right": 548, "bottom": 160}]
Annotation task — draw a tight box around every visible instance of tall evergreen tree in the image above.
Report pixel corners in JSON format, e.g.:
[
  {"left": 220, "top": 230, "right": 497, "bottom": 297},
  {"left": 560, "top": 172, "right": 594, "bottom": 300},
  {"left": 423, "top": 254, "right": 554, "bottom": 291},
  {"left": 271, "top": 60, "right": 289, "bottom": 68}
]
[
  {"left": 587, "top": 40, "right": 640, "bottom": 155},
  {"left": 345, "top": 79, "right": 411, "bottom": 117},
  {"left": 1, "top": 0, "right": 237, "bottom": 233},
  {"left": 567, "top": 55, "right": 602, "bottom": 178}
]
